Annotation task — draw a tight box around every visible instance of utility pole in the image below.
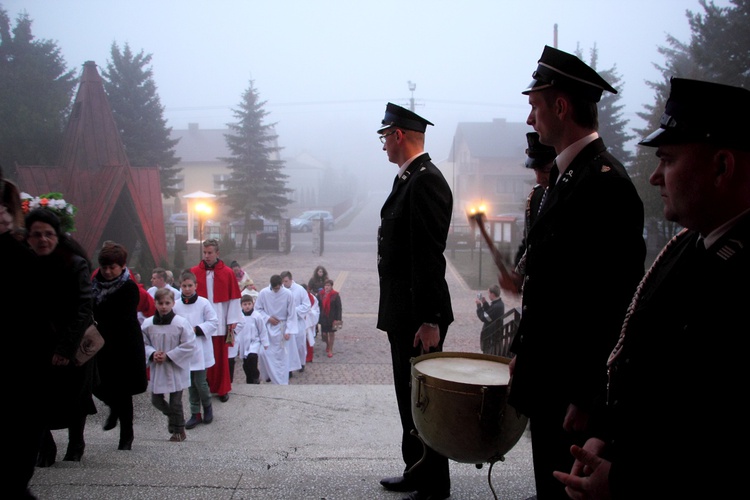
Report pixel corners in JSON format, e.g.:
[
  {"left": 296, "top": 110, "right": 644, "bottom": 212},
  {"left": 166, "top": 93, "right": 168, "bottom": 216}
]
[
  {"left": 553, "top": 23, "right": 558, "bottom": 48},
  {"left": 407, "top": 81, "right": 416, "bottom": 111}
]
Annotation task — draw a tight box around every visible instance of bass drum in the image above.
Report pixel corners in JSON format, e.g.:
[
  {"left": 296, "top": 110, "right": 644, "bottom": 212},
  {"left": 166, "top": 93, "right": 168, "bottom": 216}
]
[{"left": 410, "top": 351, "right": 528, "bottom": 464}]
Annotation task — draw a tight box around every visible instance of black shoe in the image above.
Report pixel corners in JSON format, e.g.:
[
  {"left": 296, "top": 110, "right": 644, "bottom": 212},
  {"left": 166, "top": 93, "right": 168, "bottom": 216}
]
[
  {"left": 63, "top": 442, "right": 84, "bottom": 462},
  {"left": 299, "top": 365, "right": 305, "bottom": 373},
  {"left": 118, "top": 438, "right": 133, "bottom": 451},
  {"left": 402, "top": 490, "right": 450, "bottom": 500},
  {"left": 380, "top": 476, "right": 416, "bottom": 493},
  {"left": 219, "top": 393, "right": 230, "bottom": 403},
  {"left": 36, "top": 433, "right": 57, "bottom": 468},
  {"left": 102, "top": 411, "right": 118, "bottom": 431}
]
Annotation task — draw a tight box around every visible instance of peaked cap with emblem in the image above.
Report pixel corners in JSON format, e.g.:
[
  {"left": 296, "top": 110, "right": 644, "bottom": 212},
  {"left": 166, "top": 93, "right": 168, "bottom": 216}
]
[
  {"left": 524, "top": 132, "right": 557, "bottom": 169},
  {"left": 639, "top": 77, "right": 750, "bottom": 151},
  {"left": 377, "top": 102, "right": 434, "bottom": 134},
  {"left": 522, "top": 45, "right": 617, "bottom": 103}
]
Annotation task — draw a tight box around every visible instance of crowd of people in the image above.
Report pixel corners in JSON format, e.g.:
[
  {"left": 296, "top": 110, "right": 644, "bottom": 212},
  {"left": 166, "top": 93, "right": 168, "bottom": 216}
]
[{"left": 1, "top": 170, "right": 343, "bottom": 497}]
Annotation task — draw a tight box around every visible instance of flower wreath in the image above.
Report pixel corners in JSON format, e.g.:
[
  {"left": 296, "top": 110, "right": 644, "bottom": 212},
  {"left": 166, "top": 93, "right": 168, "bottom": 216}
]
[{"left": 20, "top": 192, "right": 78, "bottom": 233}]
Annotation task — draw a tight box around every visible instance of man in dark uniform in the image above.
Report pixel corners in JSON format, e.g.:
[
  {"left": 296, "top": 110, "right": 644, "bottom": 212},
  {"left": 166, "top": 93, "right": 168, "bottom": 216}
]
[
  {"left": 500, "top": 46, "right": 646, "bottom": 499},
  {"left": 376, "top": 102, "right": 453, "bottom": 500},
  {"left": 554, "top": 78, "right": 750, "bottom": 499},
  {"left": 514, "top": 131, "right": 557, "bottom": 274}
]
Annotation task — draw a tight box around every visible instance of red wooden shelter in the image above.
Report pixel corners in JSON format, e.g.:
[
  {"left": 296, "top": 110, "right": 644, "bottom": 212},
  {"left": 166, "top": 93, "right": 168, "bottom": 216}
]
[{"left": 16, "top": 61, "right": 168, "bottom": 265}]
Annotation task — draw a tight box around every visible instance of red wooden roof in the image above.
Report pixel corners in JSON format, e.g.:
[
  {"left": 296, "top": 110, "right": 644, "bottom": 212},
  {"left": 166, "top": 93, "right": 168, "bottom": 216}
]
[{"left": 16, "top": 61, "right": 167, "bottom": 265}]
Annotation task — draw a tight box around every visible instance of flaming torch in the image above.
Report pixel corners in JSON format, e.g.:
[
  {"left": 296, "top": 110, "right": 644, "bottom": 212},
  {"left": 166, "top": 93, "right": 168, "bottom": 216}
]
[{"left": 467, "top": 204, "right": 514, "bottom": 288}]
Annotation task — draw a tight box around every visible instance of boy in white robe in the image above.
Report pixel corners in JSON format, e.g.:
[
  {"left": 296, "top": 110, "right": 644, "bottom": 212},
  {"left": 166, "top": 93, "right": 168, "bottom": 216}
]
[
  {"left": 143, "top": 289, "right": 196, "bottom": 442},
  {"left": 281, "top": 271, "right": 311, "bottom": 374},
  {"left": 173, "top": 271, "right": 218, "bottom": 429},
  {"left": 236, "top": 295, "right": 269, "bottom": 383},
  {"left": 255, "top": 275, "right": 296, "bottom": 385}
]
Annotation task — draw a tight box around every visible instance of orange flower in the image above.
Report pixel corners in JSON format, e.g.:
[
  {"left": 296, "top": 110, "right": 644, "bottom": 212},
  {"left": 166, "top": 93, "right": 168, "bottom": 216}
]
[
  {"left": 21, "top": 200, "right": 30, "bottom": 213},
  {"left": 40, "top": 198, "right": 49, "bottom": 207}
]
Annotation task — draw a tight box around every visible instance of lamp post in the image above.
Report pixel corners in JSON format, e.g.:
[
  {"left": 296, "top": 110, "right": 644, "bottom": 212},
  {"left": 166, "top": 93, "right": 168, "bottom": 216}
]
[
  {"left": 195, "top": 202, "right": 212, "bottom": 257},
  {"left": 183, "top": 190, "right": 217, "bottom": 262}
]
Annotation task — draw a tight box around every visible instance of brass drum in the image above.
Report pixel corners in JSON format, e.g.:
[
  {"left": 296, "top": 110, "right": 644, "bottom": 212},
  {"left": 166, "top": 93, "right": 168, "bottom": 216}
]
[{"left": 410, "top": 351, "right": 528, "bottom": 464}]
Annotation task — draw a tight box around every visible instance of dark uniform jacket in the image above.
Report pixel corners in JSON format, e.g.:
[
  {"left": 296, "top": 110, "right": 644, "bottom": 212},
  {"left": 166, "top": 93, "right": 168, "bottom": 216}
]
[
  {"left": 376, "top": 153, "right": 454, "bottom": 333},
  {"left": 509, "top": 138, "right": 645, "bottom": 417},
  {"left": 604, "top": 214, "right": 750, "bottom": 499},
  {"left": 515, "top": 183, "right": 546, "bottom": 268}
]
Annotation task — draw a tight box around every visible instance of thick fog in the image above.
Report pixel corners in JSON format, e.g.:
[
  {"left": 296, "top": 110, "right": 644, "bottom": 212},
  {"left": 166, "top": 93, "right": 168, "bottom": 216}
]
[{"left": 3, "top": 0, "right": 728, "bottom": 191}]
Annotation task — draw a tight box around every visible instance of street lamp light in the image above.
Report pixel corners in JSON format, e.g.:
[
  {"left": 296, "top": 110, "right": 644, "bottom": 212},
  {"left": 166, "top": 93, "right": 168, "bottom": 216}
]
[
  {"left": 183, "top": 190, "right": 217, "bottom": 262},
  {"left": 195, "top": 202, "right": 212, "bottom": 247}
]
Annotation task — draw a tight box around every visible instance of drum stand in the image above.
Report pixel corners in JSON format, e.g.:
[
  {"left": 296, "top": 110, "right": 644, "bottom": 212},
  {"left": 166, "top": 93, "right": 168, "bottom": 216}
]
[{"left": 407, "top": 429, "right": 507, "bottom": 500}]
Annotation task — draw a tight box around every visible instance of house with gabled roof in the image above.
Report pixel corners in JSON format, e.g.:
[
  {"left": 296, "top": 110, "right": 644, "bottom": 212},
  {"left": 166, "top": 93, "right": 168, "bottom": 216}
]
[
  {"left": 450, "top": 118, "right": 534, "bottom": 218},
  {"left": 16, "top": 60, "right": 168, "bottom": 267}
]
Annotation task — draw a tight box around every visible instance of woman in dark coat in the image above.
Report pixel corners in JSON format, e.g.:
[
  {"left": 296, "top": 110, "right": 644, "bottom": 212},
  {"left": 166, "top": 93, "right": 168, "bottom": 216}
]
[
  {"left": 307, "top": 265, "right": 328, "bottom": 299},
  {"left": 91, "top": 242, "right": 148, "bottom": 450},
  {"left": 25, "top": 209, "right": 96, "bottom": 466}
]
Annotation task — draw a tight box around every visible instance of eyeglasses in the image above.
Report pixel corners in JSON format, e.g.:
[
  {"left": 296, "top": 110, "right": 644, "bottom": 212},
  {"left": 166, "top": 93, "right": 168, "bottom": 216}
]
[
  {"left": 379, "top": 130, "right": 398, "bottom": 144},
  {"left": 29, "top": 231, "right": 57, "bottom": 240}
]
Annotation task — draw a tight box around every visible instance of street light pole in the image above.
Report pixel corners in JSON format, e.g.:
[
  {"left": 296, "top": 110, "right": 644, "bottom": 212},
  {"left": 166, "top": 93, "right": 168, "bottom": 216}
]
[{"left": 195, "top": 201, "right": 212, "bottom": 261}]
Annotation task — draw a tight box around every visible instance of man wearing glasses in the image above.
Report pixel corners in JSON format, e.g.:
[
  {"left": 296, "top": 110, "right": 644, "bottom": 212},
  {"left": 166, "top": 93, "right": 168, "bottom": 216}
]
[{"left": 376, "top": 102, "right": 453, "bottom": 500}]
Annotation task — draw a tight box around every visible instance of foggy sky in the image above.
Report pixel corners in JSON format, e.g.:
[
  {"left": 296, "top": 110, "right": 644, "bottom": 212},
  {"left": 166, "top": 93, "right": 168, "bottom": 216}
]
[{"left": 3, "top": 0, "right": 728, "bottom": 192}]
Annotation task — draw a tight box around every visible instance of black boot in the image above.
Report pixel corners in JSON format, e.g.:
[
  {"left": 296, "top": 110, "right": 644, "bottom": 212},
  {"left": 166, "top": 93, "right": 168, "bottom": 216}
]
[
  {"left": 64, "top": 416, "right": 86, "bottom": 461},
  {"left": 118, "top": 423, "right": 134, "bottom": 450},
  {"left": 102, "top": 409, "right": 118, "bottom": 431},
  {"left": 36, "top": 430, "right": 57, "bottom": 468}
]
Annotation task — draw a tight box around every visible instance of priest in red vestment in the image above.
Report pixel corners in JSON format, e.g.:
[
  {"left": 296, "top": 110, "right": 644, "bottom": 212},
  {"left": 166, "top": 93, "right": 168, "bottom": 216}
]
[{"left": 191, "top": 239, "right": 242, "bottom": 402}]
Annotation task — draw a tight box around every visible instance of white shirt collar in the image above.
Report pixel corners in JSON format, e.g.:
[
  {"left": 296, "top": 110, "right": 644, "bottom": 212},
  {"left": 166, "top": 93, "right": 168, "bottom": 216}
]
[
  {"left": 703, "top": 207, "right": 750, "bottom": 249},
  {"left": 555, "top": 132, "right": 599, "bottom": 178},
  {"left": 398, "top": 152, "right": 426, "bottom": 178}
]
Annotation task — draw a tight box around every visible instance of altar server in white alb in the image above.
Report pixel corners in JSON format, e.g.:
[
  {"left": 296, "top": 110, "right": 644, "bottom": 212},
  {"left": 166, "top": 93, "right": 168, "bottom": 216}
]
[
  {"left": 236, "top": 294, "right": 269, "bottom": 384},
  {"left": 281, "top": 271, "right": 311, "bottom": 374},
  {"left": 142, "top": 288, "right": 196, "bottom": 442},
  {"left": 173, "top": 271, "right": 219, "bottom": 429},
  {"left": 255, "top": 275, "right": 296, "bottom": 385}
]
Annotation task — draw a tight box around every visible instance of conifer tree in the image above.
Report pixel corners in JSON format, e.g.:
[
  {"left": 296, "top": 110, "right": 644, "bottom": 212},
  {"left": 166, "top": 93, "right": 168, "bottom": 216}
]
[
  {"left": 102, "top": 42, "right": 181, "bottom": 197},
  {"left": 0, "top": 7, "right": 76, "bottom": 179},
  {"left": 575, "top": 44, "right": 634, "bottom": 165},
  {"left": 220, "top": 79, "right": 291, "bottom": 250}
]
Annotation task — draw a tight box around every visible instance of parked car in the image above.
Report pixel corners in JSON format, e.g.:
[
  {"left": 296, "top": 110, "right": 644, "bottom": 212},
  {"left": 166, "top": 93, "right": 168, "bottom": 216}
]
[{"left": 290, "top": 210, "right": 334, "bottom": 232}]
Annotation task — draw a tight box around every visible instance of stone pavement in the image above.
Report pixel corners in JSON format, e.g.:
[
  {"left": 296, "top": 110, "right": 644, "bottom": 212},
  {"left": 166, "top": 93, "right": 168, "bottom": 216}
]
[{"left": 28, "top": 195, "right": 536, "bottom": 499}]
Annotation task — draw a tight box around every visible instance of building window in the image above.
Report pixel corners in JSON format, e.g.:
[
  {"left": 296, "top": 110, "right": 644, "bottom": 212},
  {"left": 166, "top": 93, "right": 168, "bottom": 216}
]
[
  {"left": 172, "top": 176, "right": 185, "bottom": 191},
  {"left": 213, "top": 174, "right": 231, "bottom": 193}
]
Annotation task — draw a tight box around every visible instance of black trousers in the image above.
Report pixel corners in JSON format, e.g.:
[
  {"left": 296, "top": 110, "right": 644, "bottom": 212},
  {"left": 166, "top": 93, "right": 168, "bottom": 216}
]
[
  {"left": 529, "top": 404, "right": 588, "bottom": 500},
  {"left": 242, "top": 354, "right": 260, "bottom": 384},
  {"left": 387, "top": 324, "right": 450, "bottom": 493}
]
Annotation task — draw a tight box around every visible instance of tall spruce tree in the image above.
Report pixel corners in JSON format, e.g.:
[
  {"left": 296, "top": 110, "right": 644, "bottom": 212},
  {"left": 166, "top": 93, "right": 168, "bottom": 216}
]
[
  {"left": 221, "top": 79, "right": 291, "bottom": 250},
  {"left": 575, "top": 45, "right": 634, "bottom": 165},
  {"left": 101, "top": 42, "right": 181, "bottom": 197},
  {"left": 0, "top": 6, "right": 76, "bottom": 179}
]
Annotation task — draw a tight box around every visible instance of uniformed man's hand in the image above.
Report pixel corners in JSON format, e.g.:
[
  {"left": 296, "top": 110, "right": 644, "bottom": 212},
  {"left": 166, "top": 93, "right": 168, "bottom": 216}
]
[
  {"left": 414, "top": 323, "right": 440, "bottom": 351},
  {"left": 553, "top": 441, "right": 611, "bottom": 500}
]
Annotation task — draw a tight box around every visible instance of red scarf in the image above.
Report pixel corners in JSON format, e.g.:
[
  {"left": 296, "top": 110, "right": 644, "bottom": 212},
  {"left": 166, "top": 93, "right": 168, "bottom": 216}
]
[
  {"left": 321, "top": 289, "right": 338, "bottom": 316},
  {"left": 191, "top": 259, "right": 241, "bottom": 303}
]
